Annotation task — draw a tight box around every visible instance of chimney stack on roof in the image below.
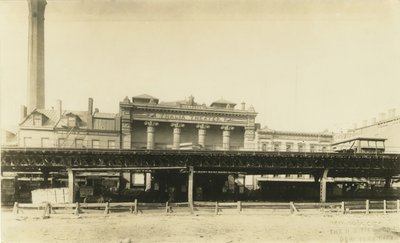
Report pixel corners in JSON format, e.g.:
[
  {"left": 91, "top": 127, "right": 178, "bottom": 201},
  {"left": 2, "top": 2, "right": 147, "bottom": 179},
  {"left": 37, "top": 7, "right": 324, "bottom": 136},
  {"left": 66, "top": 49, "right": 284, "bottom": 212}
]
[
  {"left": 379, "top": 113, "right": 386, "bottom": 121},
  {"left": 20, "top": 105, "right": 27, "bottom": 121},
  {"left": 56, "top": 99, "right": 62, "bottom": 116},
  {"left": 88, "top": 97, "right": 94, "bottom": 115},
  {"left": 241, "top": 102, "right": 246, "bottom": 110}
]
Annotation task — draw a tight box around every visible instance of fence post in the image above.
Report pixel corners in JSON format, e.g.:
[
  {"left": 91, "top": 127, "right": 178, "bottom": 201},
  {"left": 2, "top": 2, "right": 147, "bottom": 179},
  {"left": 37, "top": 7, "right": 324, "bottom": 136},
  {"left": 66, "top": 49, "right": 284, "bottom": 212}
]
[
  {"left": 215, "top": 202, "right": 219, "bottom": 215},
  {"left": 43, "top": 203, "right": 51, "bottom": 219},
  {"left": 129, "top": 202, "right": 133, "bottom": 214},
  {"left": 397, "top": 200, "right": 399, "bottom": 213},
  {"left": 74, "top": 202, "right": 80, "bottom": 215},
  {"left": 134, "top": 199, "right": 138, "bottom": 215},
  {"left": 341, "top": 201, "right": 345, "bottom": 214},
  {"left": 237, "top": 201, "right": 242, "bottom": 213},
  {"left": 13, "top": 202, "right": 19, "bottom": 214},
  {"left": 165, "top": 201, "right": 170, "bottom": 213},
  {"left": 104, "top": 202, "right": 110, "bottom": 214},
  {"left": 383, "top": 200, "right": 387, "bottom": 214},
  {"left": 366, "top": 200, "right": 369, "bottom": 214},
  {"left": 290, "top": 202, "right": 294, "bottom": 214}
]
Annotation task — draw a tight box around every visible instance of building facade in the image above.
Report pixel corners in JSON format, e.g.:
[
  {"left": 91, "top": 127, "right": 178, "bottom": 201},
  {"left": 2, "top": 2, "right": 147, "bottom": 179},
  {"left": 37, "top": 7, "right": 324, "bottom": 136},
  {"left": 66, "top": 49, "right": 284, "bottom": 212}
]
[
  {"left": 334, "top": 108, "right": 400, "bottom": 153},
  {"left": 13, "top": 94, "right": 337, "bottom": 153},
  {"left": 256, "top": 128, "right": 333, "bottom": 153}
]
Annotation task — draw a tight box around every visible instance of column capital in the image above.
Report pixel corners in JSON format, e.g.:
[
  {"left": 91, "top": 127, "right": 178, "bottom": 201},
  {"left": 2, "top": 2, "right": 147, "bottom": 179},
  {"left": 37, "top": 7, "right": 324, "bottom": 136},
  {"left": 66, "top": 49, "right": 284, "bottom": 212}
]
[
  {"left": 196, "top": 124, "right": 210, "bottom": 130},
  {"left": 221, "top": 125, "right": 234, "bottom": 131},
  {"left": 144, "top": 121, "right": 159, "bottom": 127},
  {"left": 171, "top": 122, "right": 185, "bottom": 128}
]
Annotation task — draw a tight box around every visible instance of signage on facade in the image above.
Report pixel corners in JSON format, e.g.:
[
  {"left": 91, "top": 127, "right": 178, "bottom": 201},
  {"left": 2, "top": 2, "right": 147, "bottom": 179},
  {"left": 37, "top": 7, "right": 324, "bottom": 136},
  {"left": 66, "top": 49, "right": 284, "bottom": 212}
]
[{"left": 133, "top": 112, "right": 251, "bottom": 125}]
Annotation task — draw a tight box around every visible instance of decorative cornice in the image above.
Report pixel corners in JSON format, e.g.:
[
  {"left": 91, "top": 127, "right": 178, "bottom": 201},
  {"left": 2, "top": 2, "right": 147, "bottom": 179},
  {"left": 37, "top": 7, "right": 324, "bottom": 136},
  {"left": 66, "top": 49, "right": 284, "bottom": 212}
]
[
  {"left": 221, "top": 125, "right": 234, "bottom": 131},
  {"left": 144, "top": 121, "right": 159, "bottom": 127},
  {"left": 171, "top": 123, "right": 185, "bottom": 128},
  {"left": 196, "top": 124, "right": 210, "bottom": 130}
]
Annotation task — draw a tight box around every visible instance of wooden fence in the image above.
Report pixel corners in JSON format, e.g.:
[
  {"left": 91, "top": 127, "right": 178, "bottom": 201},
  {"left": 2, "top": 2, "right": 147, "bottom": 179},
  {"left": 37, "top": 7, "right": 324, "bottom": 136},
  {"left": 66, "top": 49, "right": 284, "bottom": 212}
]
[{"left": 12, "top": 200, "right": 400, "bottom": 218}]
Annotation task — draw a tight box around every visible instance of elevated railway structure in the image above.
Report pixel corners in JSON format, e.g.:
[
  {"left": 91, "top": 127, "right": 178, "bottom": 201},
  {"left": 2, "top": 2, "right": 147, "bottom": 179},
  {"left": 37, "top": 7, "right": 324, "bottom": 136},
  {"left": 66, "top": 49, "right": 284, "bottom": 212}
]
[{"left": 1, "top": 148, "right": 400, "bottom": 205}]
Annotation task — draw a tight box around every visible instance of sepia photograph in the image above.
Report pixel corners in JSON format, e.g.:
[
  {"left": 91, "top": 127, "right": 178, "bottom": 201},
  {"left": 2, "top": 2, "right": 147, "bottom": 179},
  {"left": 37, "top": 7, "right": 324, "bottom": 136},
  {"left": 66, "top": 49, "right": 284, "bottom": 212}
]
[{"left": 1, "top": 0, "right": 400, "bottom": 242}]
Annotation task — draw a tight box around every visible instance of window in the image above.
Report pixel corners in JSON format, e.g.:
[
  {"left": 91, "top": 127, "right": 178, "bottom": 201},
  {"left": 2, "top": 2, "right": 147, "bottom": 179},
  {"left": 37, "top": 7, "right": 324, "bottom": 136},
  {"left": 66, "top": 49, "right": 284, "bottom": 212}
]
[
  {"left": 68, "top": 116, "right": 76, "bottom": 127},
  {"left": 321, "top": 146, "right": 327, "bottom": 152},
  {"left": 75, "top": 139, "right": 83, "bottom": 148},
  {"left": 261, "top": 143, "right": 267, "bottom": 151},
  {"left": 58, "top": 138, "right": 65, "bottom": 147},
  {"left": 310, "top": 145, "right": 316, "bottom": 153},
  {"left": 286, "top": 143, "right": 292, "bottom": 152},
  {"left": 92, "top": 140, "right": 100, "bottom": 149},
  {"left": 33, "top": 114, "right": 42, "bottom": 126},
  {"left": 23, "top": 137, "right": 32, "bottom": 147},
  {"left": 41, "top": 138, "right": 50, "bottom": 147},
  {"left": 298, "top": 143, "right": 305, "bottom": 152},
  {"left": 132, "top": 173, "right": 145, "bottom": 186},
  {"left": 273, "top": 143, "right": 280, "bottom": 151},
  {"left": 108, "top": 140, "right": 116, "bottom": 149}
]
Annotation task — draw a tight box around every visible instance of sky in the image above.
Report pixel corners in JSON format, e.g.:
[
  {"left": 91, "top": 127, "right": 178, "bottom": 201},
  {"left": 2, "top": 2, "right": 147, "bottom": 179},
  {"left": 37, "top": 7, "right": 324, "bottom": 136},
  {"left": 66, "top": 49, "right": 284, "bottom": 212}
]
[{"left": 1, "top": 0, "right": 400, "bottom": 133}]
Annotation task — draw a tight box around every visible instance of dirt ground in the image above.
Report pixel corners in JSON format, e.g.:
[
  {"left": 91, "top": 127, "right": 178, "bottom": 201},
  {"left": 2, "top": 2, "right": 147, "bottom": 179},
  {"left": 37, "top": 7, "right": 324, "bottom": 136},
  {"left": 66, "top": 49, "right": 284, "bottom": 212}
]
[{"left": 1, "top": 208, "right": 400, "bottom": 243}]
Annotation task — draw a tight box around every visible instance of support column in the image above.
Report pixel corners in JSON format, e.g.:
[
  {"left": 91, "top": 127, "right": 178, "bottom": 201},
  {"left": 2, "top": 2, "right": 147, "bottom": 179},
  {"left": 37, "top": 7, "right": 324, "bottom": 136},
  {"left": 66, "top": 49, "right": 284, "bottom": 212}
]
[
  {"left": 188, "top": 166, "right": 194, "bottom": 214},
  {"left": 384, "top": 177, "right": 392, "bottom": 188},
  {"left": 145, "top": 172, "right": 152, "bottom": 191},
  {"left": 244, "top": 126, "right": 255, "bottom": 150},
  {"left": 144, "top": 121, "right": 159, "bottom": 150},
  {"left": 171, "top": 123, "right": 185, "bottom": 149},
  {"left": 221, "top": 125, "right": 234, "bottom": 151},
  {"left": 121, "top": 121, "right": 132, "bottom": 149},
  {"left": 42, "top": 171, "right": 49, "bottom": 188},
  {"left": 196, "top": 124, "right": 210, "bottom": 148},
  {"left": 320, "top": 169, "right": 329, "bottom": 203},
  {"left": 68, "top": 168, "right": 75, "bottom": 203}
]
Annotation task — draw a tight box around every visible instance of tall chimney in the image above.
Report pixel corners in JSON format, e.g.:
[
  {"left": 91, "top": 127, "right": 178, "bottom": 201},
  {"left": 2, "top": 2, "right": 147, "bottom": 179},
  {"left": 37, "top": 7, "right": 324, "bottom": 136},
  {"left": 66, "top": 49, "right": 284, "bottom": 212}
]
[{"left": 27, "top": 0, "right": 47, "bottom": 113}]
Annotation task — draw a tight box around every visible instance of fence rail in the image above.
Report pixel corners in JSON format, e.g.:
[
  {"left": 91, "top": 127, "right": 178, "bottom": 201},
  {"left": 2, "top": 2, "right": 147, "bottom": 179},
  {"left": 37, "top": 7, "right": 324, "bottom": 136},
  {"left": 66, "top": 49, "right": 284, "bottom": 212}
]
[{"left": 12, "top": 199, "right": 400, "bottom": 218}]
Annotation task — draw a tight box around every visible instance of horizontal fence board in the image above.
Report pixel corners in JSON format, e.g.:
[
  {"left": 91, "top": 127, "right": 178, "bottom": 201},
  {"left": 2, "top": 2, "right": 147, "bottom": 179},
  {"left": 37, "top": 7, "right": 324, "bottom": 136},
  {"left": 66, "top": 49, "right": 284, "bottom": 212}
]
[
  {"left": 80, "top": 203, "right": 106, "bottom": 208},
  {"left": 138, "top": 203, "right": 165, "bottom": 207},
  {"left": 218, "top": 203, "right": 237, "bottom": 207},
  {"left": 52, "top": 203, "right": 75, "bottom": 208},
  {"left": 109, "top": 202, "right": 135, "bottom": 207},
  {"left": 18, "top": 203, "right": 45, "bottom": 208},
  {"left": 242, "top": 202, "right": 290, "bottom": 206}
]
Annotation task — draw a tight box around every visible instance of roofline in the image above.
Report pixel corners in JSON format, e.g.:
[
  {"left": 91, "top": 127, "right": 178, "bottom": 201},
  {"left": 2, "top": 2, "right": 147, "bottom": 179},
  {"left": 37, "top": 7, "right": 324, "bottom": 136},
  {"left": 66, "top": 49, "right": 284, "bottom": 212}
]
[{"left": 331, "top": 137, "right": 387, "bottom": 146}]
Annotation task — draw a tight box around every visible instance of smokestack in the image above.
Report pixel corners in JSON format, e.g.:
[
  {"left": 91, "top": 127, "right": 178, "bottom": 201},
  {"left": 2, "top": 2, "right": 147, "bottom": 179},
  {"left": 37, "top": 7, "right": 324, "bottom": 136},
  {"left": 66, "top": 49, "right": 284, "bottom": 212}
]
[
  {"left": 241, "top": 102, "right": 246, "bottom": 110},
  {"left": 56, "top": 99, "right": 62, "bottom": 116},
  {"left": 20, "top": 105, "right": 27, "bottom": 121},
  {"left": 27, "top": 0, "right": 47, "bottom": 113},
  {"left": 88, "top": 97, "right": 93, "bottom": 114}
]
